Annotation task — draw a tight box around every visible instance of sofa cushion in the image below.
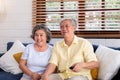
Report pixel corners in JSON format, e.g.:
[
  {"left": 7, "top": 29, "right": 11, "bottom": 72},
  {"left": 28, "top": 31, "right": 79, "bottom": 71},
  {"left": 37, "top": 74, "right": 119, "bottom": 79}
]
[
  {"left": 95, "top": 45, "right": 120, "bottom": 80},
  {"left": 112, "top": 68, "right": 120, "bottom": 80},
  {"left": 0, "top": 71, "right": 22, "bottom": 80},
  {"left": 0, "top": 40, "right": 25, "bottom": 74},
  {"left": 92, "top": 44, "right": 120, "bottom": 80}
]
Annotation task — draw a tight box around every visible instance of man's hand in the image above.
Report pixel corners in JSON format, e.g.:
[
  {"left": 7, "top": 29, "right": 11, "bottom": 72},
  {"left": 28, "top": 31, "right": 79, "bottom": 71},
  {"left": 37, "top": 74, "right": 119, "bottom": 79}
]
[
  {"left": 41, "top": 73, "right": 49, "bottom": 80},
  {"left": 72, "top": 62, "right": 84, "bottom": 72}
]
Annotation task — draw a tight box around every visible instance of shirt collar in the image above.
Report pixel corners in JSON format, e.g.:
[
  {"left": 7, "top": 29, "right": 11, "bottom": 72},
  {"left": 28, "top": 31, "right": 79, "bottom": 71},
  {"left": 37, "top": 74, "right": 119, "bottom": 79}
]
[{"left": 62, "top": 35, "right": 78, "bottom": 47}]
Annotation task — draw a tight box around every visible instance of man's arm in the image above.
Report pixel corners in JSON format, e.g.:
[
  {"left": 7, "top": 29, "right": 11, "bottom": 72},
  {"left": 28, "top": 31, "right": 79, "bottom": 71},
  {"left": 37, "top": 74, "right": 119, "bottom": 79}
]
[
  {"left": 42, "top": 63, "right": 57, "bottom": 80},
  {"left": 71, "top": 61, "right": 99, "bottom": 72}
]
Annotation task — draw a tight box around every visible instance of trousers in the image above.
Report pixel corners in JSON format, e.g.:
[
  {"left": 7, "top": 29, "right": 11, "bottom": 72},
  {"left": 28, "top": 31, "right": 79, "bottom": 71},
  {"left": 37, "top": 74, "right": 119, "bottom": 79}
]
[{"left": 41, "top": 73, "right": 88, "bottom": 80}]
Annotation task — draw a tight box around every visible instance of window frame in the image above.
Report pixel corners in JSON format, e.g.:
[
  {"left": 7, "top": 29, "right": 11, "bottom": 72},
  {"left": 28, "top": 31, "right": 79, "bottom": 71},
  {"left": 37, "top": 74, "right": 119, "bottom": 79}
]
[{"left": 32, "top": 0, "right": 120, "bottom": 38}]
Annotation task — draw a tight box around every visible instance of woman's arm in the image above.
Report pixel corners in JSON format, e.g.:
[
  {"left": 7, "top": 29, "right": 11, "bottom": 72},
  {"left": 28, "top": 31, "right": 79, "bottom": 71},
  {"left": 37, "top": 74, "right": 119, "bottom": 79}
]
[
  {"left": 19, "top": 59, "right": 33, "bottom": 76},
  {"left": 19, "top": 59, "right": 41, "bottom": 80}
]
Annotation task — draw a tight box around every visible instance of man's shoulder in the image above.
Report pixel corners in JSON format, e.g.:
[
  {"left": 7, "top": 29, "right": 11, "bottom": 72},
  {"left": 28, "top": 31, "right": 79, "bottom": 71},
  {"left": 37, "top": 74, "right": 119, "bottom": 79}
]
[
  {"left": 53, "top": 40, "right": 64, "bottom": 47},
  {"left": 55, "top": 39, "right": 64, "bottom": 44},
  {"left": 77, "top": 37, "right": 91, "bottom": 44},
  {"left": 77, "top": 36, "right": 87, "bottom": 41}
]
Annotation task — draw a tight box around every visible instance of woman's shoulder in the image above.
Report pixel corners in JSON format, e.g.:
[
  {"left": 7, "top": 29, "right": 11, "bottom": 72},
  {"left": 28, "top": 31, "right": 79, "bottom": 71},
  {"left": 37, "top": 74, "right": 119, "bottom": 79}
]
[{"left": 25, "top": 43, "right": 34, "bottom": 48}]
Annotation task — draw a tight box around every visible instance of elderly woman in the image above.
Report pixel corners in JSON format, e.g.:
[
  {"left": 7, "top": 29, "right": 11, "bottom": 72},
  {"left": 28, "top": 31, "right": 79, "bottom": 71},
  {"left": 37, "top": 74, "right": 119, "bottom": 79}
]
[{"left": 19, "top": 24, "right": 52, "bottom": 80}]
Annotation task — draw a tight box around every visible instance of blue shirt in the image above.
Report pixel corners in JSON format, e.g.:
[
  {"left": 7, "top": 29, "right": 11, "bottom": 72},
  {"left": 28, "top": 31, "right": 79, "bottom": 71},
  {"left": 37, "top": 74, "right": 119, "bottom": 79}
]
[{"left": 21, "top": 43, "right": 52, "bottom": 79}]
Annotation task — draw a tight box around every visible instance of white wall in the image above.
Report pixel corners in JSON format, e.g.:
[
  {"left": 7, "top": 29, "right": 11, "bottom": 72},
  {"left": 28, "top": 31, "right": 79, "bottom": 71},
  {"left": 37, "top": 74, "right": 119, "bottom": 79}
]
[
  {"left": 0, "top": 0, "right": 120, "bottom": 53},
  {"left": 0, "top": 0, "right": 33, "bottom": 52}
]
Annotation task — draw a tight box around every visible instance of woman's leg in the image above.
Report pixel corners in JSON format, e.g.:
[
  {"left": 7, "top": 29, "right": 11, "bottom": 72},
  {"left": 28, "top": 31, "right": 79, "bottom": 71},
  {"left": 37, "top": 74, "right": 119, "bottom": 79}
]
[{"left": 67, "top": 75, "right": 88, "bottom": 80}]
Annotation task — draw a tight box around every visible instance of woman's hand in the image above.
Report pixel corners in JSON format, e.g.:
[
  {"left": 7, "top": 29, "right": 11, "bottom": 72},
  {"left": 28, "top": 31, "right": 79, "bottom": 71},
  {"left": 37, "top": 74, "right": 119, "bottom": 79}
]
[{"left": 31, "top": 72, "right": 41, "bottom": 80}]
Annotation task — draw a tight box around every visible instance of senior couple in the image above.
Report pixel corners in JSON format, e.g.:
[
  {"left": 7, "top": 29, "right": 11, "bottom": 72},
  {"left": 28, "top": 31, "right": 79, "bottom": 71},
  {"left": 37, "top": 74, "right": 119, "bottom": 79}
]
[{"left": 19, "top": 18, "right": 99, "bottom": 80}]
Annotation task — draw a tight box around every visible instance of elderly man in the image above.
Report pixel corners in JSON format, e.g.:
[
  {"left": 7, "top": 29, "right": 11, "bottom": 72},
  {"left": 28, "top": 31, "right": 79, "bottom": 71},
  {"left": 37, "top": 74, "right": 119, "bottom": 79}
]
[{"left": 42, "top": 18, "right": 99, "bottom": 80}]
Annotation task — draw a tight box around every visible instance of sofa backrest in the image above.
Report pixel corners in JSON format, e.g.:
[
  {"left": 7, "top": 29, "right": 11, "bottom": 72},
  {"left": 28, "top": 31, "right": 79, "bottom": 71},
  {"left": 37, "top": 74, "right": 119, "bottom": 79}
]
[
  {"left": 7, "top": 42, "right": 53, "bottom": 51},
  {"left": 7, "top": 42, "right": 30, "bottom": 51},
  {"left": 92, "top": 44, "right": 120, "bottom": 52}
]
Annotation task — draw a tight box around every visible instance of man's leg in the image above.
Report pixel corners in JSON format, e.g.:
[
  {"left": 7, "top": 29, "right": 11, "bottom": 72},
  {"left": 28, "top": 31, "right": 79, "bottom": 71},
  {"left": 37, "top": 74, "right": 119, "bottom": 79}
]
[
  {"left": 67, "top": 75, "right": 88, "bottom": 80},
  {"left": 40, "top": 74, "right": 62, "bottom": 80},
  {"left": 49, "top": 74, "right": 62, "bottom": 80}
]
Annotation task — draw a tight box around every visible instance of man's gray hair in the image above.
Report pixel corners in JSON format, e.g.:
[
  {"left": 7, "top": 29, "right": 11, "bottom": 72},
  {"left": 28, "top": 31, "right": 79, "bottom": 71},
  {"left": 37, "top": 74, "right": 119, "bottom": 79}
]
[{"left": 60, "top": 18, "right": 77, "bottom": 28}]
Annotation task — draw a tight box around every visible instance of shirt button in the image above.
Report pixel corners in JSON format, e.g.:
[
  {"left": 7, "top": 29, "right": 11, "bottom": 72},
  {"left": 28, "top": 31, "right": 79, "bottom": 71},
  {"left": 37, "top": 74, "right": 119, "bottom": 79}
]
[
  {"left": 68, "top": 76, "right": 71, "bottom": 78},
  {"left": 66, "top": 70, "right": 68, "bottom": 73},
  {"left": 67, "top": 74, "right": 70, "bottom": 77},
  {"left": 67, "top": 73, "right": 70, "bottom": 75}
]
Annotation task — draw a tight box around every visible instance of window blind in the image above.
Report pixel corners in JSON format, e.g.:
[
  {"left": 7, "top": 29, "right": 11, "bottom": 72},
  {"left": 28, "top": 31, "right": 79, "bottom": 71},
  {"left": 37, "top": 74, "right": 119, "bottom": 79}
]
[{"left": 32, "top": 0, "right": 120, "bottom": 38}]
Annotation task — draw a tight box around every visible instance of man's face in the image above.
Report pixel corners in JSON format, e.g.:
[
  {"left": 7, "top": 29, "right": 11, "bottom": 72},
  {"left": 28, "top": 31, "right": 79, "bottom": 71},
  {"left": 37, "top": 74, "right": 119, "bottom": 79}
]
[{"left": 60, "top": 20, "right": 76, "bottom": 37}]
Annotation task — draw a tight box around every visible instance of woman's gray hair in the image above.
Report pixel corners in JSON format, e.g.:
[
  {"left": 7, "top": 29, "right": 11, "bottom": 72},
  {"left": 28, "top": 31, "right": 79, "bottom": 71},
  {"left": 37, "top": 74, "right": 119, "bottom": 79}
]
[
  {"left": 31, "top": 24, "right": 51, "bottom": 43},
  {"left": 60, "top": 18, "right": 77, "bottom": 28}
]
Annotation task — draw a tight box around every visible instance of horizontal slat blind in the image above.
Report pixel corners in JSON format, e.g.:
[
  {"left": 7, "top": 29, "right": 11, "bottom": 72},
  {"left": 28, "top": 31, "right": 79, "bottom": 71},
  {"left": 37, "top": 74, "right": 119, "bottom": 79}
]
[
  {"left": 85, "top": 0, "right": 120, "bottom": 30},
  {"left": 32, "top": 0, "right": 120, "bottom": 31}
]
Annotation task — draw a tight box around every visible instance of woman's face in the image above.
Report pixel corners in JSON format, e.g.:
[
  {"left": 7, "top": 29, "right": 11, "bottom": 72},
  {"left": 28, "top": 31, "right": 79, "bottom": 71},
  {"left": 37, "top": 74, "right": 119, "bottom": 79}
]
[{"left": 34, "top": 29, "right": 47, "bottom": 46}]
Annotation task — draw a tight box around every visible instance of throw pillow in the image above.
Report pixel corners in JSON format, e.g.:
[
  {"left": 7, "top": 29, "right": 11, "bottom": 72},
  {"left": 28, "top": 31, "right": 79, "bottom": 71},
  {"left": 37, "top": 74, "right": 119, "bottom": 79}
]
[
  {"left": 91, "top": 67, "right": 98, "bottom": 80},
  {"left": 91, "top": 55, "right": 99, "bottom": 80},
  {"left": 13, "top": 52, "right": 23, "bottom": 63},
  {"left": 95, "top": 45, "right": 120, "bottom": 80},
  {"left": 0, "top": 40, "right": 25, "bottom": 74}
]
